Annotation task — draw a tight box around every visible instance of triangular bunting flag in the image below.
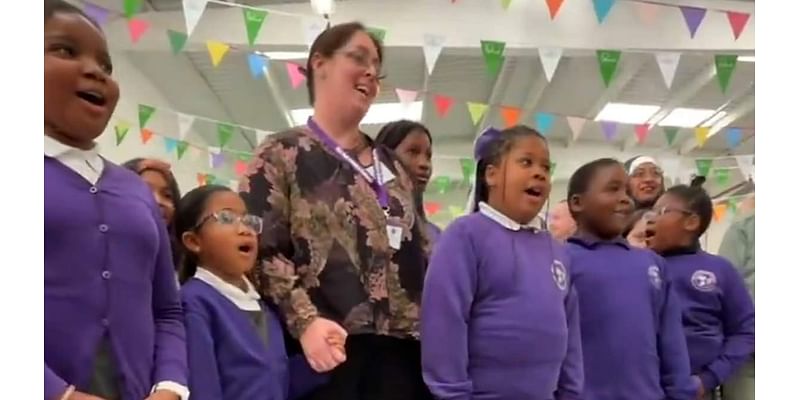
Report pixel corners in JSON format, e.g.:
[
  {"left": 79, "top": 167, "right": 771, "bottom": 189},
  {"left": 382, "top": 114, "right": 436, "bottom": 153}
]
[
  {"left": 726, "top": 127, "right": 743, "bottom": 149},
  {"left": 545, "top": 0, "right": 565, "bottom": 19},
  {"left": 566, "top": 117, "right": 586, "bottom": 141},
  {"left": 664, "top": 126, "right": 679, "bottom": 146},
  {"left": 715, "top": 55, "right": 738, "bottom": 93},
  {"left": 127, "top": 18, "right": 149, "bottom": 44},
  {"left": 726, "top": 12, "right": 750, "bottom": 40},
  {"left": 433, "top": 94, "right": 454, "bottom": 118},
  {"left": 163, "top": 137, "right": 178, "bottom": 153},
  {"left": 634, "top": 124, "right": 650, "bottom": 144},
  {"left": 501, "top": 0, "right": 513, "bottom": 10},
  {"left": 713, "top": 203, "right": 728, "bottom": 222},
  {"left": 206, "top": 40, "right": 230, "bottom": 67},
  {"left": 695, "top": 158, "right": 713, "bottom": 177},
  {"left": 727, "top": 198, "right": 738, "bottom": 215},
  {"left": 206, "top": 174, "right": 217, "bottom": 185},
  {"left": 596, "top": 50, "right": 621, "bottom": 87},
  {"left": 423, "top": 202, "right": 441, "bottom": 216},
  {"left": 659, "top": 157, "right": 681, "bottom": 182},
  {"left": 592, "top": 0, "right": 616, "bottom": 23},
  {"left": 501, "top": 106, "right": 521, "bottom": 128},
  {"left": 256, "top": 130, "right": 271, "bottom": 143},
  {"left": 395, "top": 88, "right": 418, "bottom": 105},
  {"left": 535, "top": 112, "right": 556, "bottom": 135},
  {"left": 167, "top": 30, "right": 188, "bottom": 54},
  {"left": 182, "top": 0, "right": 209, "bottom": 37},
  {"left": 538, "top": 47, "right": 563, "bottom": 82},
  {"left": 138, "top": 104, "right": 155, "bottom": 128},
  {"left": 235, "top": 159, "right": 248, "bottom": 176},
  {"left": 114, "top": 122, "right": 130, "bottom": 146},
  {"left": 366, "top": 27, "right": 386, "bottom": 43},
  {"left": 449, "top": 205, "right": 465, "bottom": 218},
  {"left": 466, "top": 102, "right": 488, "bottom": 125},
  {"left": 190, "top": 147, "right": 204, "bottom": 161},
  {"left": 83, "top": 3, "right": 111, "bottom": 26},
  {"left": 655, "top": 52, "right": 681, "bottom": 89},
  {"left": 714, "top": 168, "right": 731, "bottom": 186},
  {"left": 679, "top": 6, "right": 707, "bottom": 38},
  {"left": 735, "top": 155, "right": 754, "bottom": 181},
  {"left": 197, "top": 173, "right": 207, "bottom": 187},
  {"left": 217, "top": 123, "right": 235, "bottom": 148},
  {"left": 140, "top": 129, "right": 154, "bottom": 144},
  {"left": 210, "top": 151, "right": 225, "bottom": 169},
  {"left": 432, "top": 176, "right": 452, "bottom": 194},
  {"left": 302, "top": 18, "right": 326, "bottom": 49},
  {"left": 177, "top": 113, "right": 195, "bottom": 140},
  {"left": 481, "top": 40, "right": 506, "bottom": 78},
  {"left": 176, "top": 141, "right": 190, "bottom": 159},
  {"left": 633, "top": 2, "right": 660, "bottom": 25},
  {"left": 247, "top": 53, "right": 269, "bottom": 79},
  {"left": 243, "top": 8, "right": 269, "bottom": 46},
  {"left": 695, "top": 127, "right": 710, "bottom": 147},
  {"left": 123, "top": 0, "right": 142, "bottom": 18},
  {"left": 286, "top": 62, "right": 306, "bottom": 89},
  {"left": 600, "top": 121, "right": 618, "bottom": 141},
  {"left": 549, "top": 161, "right": 557, "bottom": 177},
  {"left": 459, "top": 158, "right": 476, "bottom": 182},
  {"left": 422, "top": 34, "right": 445, "bottom": 75},
  {"left": 207, "top": 146, "right": 220, "bottom": 168}
]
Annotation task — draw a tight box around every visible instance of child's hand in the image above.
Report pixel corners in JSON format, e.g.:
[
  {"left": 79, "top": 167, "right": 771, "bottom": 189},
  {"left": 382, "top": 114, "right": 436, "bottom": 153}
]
[
  {"left": 143, "top": 390, "right": 180, "bottom": 400},
  {"left": 691, "top": 375, "right": 705, "bottom": 399},
  {"left": 300, "top": 318, "right": 348, "bottom": 372}
]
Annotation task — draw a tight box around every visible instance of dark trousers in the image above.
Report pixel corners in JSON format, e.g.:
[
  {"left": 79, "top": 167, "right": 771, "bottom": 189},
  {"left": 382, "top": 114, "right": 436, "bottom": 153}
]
[{"left": 300, "top": 334, "right": 432, "bottom": 400}]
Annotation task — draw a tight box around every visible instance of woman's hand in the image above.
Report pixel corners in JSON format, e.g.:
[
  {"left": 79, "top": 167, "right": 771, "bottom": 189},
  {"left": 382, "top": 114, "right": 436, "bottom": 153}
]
[
  {"left": 144, "top": 390, "right": 179, "bottom": 400},
  {"left": 300, "top": 318, "right": 348, "bottom": 372}
]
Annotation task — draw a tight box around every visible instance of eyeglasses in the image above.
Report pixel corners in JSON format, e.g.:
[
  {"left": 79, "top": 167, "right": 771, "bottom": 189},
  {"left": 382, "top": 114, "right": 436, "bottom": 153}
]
[
  {"left": 194, "top": 209, "right": 263, "bottom": 234},
  {"left": 648, "top": 206, "right": 694, "bottom": 219},
  {"left": 337, "top": 49, "right": 386, "bottom": 80}
]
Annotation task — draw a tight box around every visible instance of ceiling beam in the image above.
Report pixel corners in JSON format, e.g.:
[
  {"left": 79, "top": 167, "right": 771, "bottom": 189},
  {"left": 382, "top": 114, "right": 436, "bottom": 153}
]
[
  {"left": 263, "top": 66, "right": 295, "bottom": 130},
  {"left": 622, "top": 63, "right": 716, "bottom": 152},
  {"left": 474, "top": 59, "right": 513, "bottom": 138},
  {"left": 566, "top": 56, "right": 646, "bottom": 148},
  {"left": 519, "top": 63, "right": 549, "bottom": 128},
  {"left": 680, "top": 95, "right": 755, "bottom": 154}
]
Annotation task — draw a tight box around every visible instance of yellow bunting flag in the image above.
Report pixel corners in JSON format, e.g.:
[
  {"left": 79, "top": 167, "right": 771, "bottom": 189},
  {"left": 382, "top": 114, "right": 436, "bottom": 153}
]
[
  {"left": 694, "top": 127, "right": 710, "bottom": 147},
  {"left": 466, "top": 102, "right": 488, "bottom": 125},
  {"left": 206, "top": 40, "right": 230, "bottom": 67}
]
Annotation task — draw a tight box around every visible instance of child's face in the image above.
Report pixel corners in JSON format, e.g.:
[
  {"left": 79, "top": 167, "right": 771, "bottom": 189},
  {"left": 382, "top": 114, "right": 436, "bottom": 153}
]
[
  {"left": 45, "top": 12, "right": 119, "bottom": 149},
  {"left": 486, "top": 135, "right": 551, "bottom": 224},
  {"left": 394, "top": 129, "right": 433, "bottom": 190},
  {"left": 572, "top": 164, "right": 633, "bottom": 238},
  {"left": 646, "top": 193, "right": 698, "bottom": 253},
  {"left": 183, "top": 191, "right": 260, "bottom": 281},
  {"left": 140, "top": 170, "right": 176, "bottom": 226}
]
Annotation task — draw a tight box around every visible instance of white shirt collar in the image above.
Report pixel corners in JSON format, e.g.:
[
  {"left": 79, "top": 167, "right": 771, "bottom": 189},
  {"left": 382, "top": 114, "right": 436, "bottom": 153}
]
[
  {"left": 195, "top": 267, "right": 262, "bottom": 311},
  {"left": 478, "top": 202, "right": 543, "bottom": 232},
  {"left": 44, "top": 135, "right": 104, "bottom": 184},
  {"left": 44, "top": 134, "right": 100, "bottom": 161}
]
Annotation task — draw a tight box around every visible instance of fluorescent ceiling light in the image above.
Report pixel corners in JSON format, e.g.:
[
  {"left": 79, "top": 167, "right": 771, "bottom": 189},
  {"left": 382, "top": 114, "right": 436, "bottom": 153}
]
[
  {"left": 738, "top": 56, "right": 755, "bottom": 63},
  {"left": 290, "top": 101, "right": 424, "bottom": 126},
  {"left": 594, "top": 102, "right": 660, "bottom": 125},
  {"left": 257, "top": 51, "right": 307, "bottom": 61},
  {"left": 310, "top": 0, "right": 335, "bottom": 15},
  {"left": 701, "top": 111, "right": 727, "bottom": 127},
  {"left": 657, "top": 108, "right": 718, "bottom": 128}
]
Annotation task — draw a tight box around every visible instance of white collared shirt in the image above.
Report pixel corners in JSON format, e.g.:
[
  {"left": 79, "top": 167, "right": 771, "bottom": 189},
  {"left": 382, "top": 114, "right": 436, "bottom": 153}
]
[
  {"left": 43, "top": 135, "right": 104, "bottom": 184},
  {"left": 195, "top": 267, "right": 262, "bottom": 312},
  {"left": 478, "top": 202, "right": 545, "bottom": 231}
]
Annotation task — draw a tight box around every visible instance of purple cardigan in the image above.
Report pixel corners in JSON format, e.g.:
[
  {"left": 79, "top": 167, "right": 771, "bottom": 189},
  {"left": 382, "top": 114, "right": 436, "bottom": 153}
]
[{"left": 44, "top": 157, "right": 187, "bottom": 399}]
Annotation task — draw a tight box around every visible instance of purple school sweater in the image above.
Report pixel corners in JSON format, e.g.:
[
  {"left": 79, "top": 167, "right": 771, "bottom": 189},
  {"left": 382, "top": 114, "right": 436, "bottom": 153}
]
[
  {"left": 661, "top": 246, "right": 755, "bottom": 390},
  {"left": 44, "top": 157, "right": 187, "bottom": 399},
  {"left": 422, "top": 212, "right": 583, "bottom": 400},
  {"left": 182, "top": 278, "right": 326, "bottom": 400},
  {"left": 566, "top": 234, "right": 696, "bottom": 400}
]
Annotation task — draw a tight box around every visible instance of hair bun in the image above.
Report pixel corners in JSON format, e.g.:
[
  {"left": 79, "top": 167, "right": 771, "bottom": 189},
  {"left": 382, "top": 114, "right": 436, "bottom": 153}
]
[{"left": 690, "top": 175, "right": 706, "bottom": 188}]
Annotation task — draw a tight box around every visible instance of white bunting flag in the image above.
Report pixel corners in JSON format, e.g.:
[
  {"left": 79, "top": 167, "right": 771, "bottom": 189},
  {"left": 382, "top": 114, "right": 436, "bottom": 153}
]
[
  {"left": 182, "top": 0, "right": 209, "bottom": 37},
  {"left": 538, "top": 47, "right": 563, "bottom": 82},
  {"left": 395, "top": 88, "right": 418, "bottom": 106},
  {"left": 303, "top": 18, "right": 326, "bottom": 49},
  {"left": 655, "top": 52, "right": 681, "bottom": 89},
  {"left": 566, "top": 116, "right": 586, "bottom": 141},
  {"left": 659, "top": 157, "right": 682, "bottom": 184},
  {"left": 255, "top": 129, "right": 271, "bottom": 144},
  {"left": 735, "top": 155, "right": 755, "bottom": 181},
  {"left": 422, "top": 34, "right": 446, "bottom": 75},
  {"left": 177, "top": 113, "right": 195, "bottom": 140}
]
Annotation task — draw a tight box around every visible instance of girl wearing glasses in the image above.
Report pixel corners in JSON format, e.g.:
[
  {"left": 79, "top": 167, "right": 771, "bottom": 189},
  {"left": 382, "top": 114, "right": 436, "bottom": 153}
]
[
  {"left": 646, "top": 178, "right": 755, "bottom": 400},
  {"left": 177, "top": 184, "right": 326, "bottom": 400}
]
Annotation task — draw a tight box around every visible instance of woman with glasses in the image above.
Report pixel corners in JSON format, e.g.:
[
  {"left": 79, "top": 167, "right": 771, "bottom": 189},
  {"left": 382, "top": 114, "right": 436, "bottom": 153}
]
[{"left": 240, "top": 22, "right": 432, "bottom": 400}]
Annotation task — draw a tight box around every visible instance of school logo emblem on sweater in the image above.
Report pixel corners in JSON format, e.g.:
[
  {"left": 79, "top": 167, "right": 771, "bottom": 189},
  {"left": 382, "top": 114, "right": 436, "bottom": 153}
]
[
  {"left": 691, "top": 270, "right": 717, "bottom": 292},
  {"left": 648, "top": 266, "right": 662, "bottom": 289},
  {"left": 551, "top": 260, "right": 568, "bottom": 291}
]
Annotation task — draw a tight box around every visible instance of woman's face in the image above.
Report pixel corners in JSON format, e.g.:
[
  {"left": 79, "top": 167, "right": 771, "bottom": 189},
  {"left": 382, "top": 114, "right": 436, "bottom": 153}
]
[
  {"left": 628, "top": 162, "right": 663, "bottom": 206},
  {"left": 394, "top": 129, "right": 433, "bottom": 190},
  {"left": 141, "top": 170, "right": 176, "bottom": 225},
  {"left": 312, "top": 31, "right": 381, "bottom": 120}
]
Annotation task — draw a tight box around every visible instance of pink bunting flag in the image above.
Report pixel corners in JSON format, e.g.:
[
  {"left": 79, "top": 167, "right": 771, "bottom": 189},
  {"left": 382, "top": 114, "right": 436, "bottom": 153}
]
[
  {"left": 395, "top": 88, "right": 418, "bottom": 105},
  {"left": 633, "top": 2, "right": 660, "bottom": 26},
  {"left": 679, "top": 6, "right": 707, "bottom": 38},
  {"left": 634, "top": 124, "right": 650, "bottom": 144},
  {"left": 726, "top": 11, "right": 750, "bottom": 40},
  {"left": 127, "top": 18, "right": 150, "bottom": 44},
  {"left": 235, "top": 160, "right": 248, "bottom": 176},
  {"left": 433, "top": 94, "right": 454, "bottom": 118},
  {"left": 286, "top": 62, "right": 306, "bottom": 89}
]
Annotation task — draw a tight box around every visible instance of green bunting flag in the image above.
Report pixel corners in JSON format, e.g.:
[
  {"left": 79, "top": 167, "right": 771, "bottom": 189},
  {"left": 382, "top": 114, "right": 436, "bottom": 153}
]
[
  {"left": 596, "top": 50, "right": 621, "bottom": 87},
  {"left": 114, "top": 122, "right": 130, "bottom": 146},
  {"left": 123, "top": 0, "right": 142, "bottom": 18},
  {"left": 481, "top": 40, "right": 506, "bottom": 77},
  {"left": 695, "top": 159, "right": 713, "bottom": 177},
  {"left": 501, "top": 0, "right": 513, "bottom": 10},
  {"left": 715, "top": 55, "right": 738, "bottom": 93},
  {"left": 448, "top": 205, "right": 465, "bottom": 218},
  {"left": 727, "top": 198, "right": 738, "bottom": 215},
  {"left": 138, "top": 104, "right": 156, "bottom": 128},
  {"left": 550, "top": 161, "right": 557, "bottom": 177},
  {"left": 713, "top": 168, "right": 731, "bottom": 186},
  {"left": 663, "top": 127, "right": 679, "bottom": 146},
  {"left": 167, "top": 30, "right": 188, "bottom": 54},
  {"left": 176, "top": 141, "right": 190, "bottom": 159},
  {"left": 366, "top": 27, "right": 386, "bottom": 43},
  {"left": 432, "top": 176, "right": 452, "bottom": 194},
  {"left": 243, "top": 9, "right": 269, "bottom": 46},
  {"left": 217, "top": 123, "right": 235, "bottom": 148},
  {"left": 459, "top": 159, "right": 476, "bottom": 182}
]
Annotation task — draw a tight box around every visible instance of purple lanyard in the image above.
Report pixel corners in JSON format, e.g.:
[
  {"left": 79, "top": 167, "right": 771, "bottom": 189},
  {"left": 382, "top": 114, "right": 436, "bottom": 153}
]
[{"left": 307, "top": 117, "right": 390, "bottom": 213}]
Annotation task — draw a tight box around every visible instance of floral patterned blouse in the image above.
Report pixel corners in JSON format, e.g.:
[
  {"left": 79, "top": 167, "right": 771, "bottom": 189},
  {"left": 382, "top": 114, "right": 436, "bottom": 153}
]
[{"left": 240, "top": 126, "right": 430, "bottom": 340}]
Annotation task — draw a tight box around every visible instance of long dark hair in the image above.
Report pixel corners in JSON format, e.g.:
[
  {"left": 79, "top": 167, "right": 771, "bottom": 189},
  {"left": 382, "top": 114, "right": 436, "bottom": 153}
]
[
  {"left": 375, "top": 120, "right": 433, "bottom": 221},
  {"left": 174, "top": 185, "right": 233, "bottom": 283}
]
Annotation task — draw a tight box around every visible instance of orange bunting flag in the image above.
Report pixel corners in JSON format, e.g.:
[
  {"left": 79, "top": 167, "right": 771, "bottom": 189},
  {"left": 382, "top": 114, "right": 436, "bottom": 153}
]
[
  {"left": 140, "top": 128, "right": 154, "bottom": 144},
  {"left": 545, "top": 0, "right": 565, "bottom": 19},
  {"left": 713, "top": 203, "right": 728, "bottom": 222},
  {"left": 196, "top": 173, "right": 207, "bottom": 187},
  {"left": 501, "top": 106, "right": 521, "bottom": 128}
]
